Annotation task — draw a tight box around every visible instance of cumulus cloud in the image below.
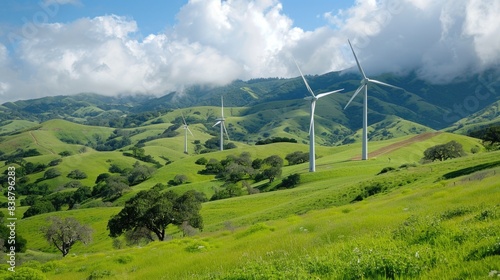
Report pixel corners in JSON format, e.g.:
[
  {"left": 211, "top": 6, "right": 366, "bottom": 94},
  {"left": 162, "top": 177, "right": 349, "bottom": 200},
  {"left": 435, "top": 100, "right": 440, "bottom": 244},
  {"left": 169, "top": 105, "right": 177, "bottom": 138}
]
[{"left": 0, "top": 0, "right": 499, "bottom": 102}]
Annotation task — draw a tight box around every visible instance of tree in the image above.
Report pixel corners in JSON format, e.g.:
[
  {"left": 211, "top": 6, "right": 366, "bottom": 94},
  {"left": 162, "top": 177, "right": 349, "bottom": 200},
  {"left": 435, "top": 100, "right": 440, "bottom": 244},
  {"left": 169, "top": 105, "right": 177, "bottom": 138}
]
[
  {"left": 285, "top": 151, "right": 309, "bottom": 165},
  {"left": 423, "top": 141, "right": 466, "bottom": 162},
  {"left": 67, "top": 169, "right": 87, "bottom": 179},
  {"left": 278, "top": 173, "right": 301, "bottom": 189},
  {"left": 23, "top": 200, "right": 56, "bottom": 218},
  {"left": 93, "top": 175, "right": 130, "bottom": 201},
  {"left": 127, "top": 164, "right": 155, "bottom": 185},
  {"left": 195, "top": 157, "right": 208, "bottom": 165},
  {"left": 470, "top": 125, "right": 500, "bottom": 150},
  {"left": 259, "top": 155, "right": 284, "bottom": 183},
  {"left": 169, "top": 174, "right": 189, "bottom": 186},
  {"left": 42, "top": 217, "right": 92, "bottom": 257},
  {"left": 43, "top": 168, "right": 61, "bottom": 179},
  {"left": 108, "top": 189, "right": 205, "bottom": 241},
  {"left": 95, "top": 173, "right": 111, "bottom": 184}
]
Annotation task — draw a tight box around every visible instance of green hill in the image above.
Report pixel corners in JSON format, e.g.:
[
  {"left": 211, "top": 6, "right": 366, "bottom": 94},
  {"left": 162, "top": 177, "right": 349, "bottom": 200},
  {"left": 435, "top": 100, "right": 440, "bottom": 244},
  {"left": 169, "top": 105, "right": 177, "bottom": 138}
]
[
  {"left": 2, "top": 132, "right": 498, "bottom": 279},
  {"left": 0, "top": 71, "right": 499, "bottom": 279}
]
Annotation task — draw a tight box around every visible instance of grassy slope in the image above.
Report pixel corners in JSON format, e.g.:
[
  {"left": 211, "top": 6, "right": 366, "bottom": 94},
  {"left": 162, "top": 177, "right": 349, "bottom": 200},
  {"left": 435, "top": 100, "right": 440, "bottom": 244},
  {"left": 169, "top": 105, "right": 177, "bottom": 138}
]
[{"left": 3, "top": 131, "right": 498, "bottom": 279}]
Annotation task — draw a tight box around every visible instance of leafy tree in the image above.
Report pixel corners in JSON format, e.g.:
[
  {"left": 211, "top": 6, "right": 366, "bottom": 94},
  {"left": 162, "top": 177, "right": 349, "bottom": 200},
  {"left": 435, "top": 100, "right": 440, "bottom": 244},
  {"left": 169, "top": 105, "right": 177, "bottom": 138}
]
[
  {"left": 64, "top": 180, "right": 83, "bottom": 189},
  {"left": 277, "top": 173, "right": 301, "bottom": 189},
  {"left": 42, "top": 217, "right": 92, "bottom": 257},
  {"left": 470, "top": 125, "right": 500, "bottom": 150},
  {"left": 47, "top": 192, "right": 72, "bottom": 211},
  {"left": 58, "top": 151, "right": 72, "bottom": 157},
  {"left": 252, "top": 158, "right": 263, "bottom": 169},
  {"left": 263, "top": 155, "right": 284, "bottom": 168},
  {"left": 70, "top": 186, "right": 92, "bottom": 208},
  {"left": 210, "top": 183, "right": 244, "bottom": 200},
  {"left": 108, "top": 189, "right": 205, "bottom": 241},
  {"left": 195, "top": 157, "right": 208, "bottom": 165},
  {"left": 109, "top": 164, "right": 126, "bottom": 174},
  {"left": 43, "top": 168, "right": 61, "bottom": 179},
  {"left": 67, "top": 169, "right": 87, "bottom": 179},
  {"left": 423, "top": 141, "right": 466, "bottom": 162},
  {"left": 168, "top": 174, "right": 189, "bottom": 186},
  {"left": 285, "top": 151, "right": 309, "bottom": 165},
  {"left": 127, "top": 164, "right": 155, "bottom": 185},
  {"left": 20, "top": 194, "right": 40, "bottom": 206},
  {"left": 93, "top": 175, "right": 130, "bottom": 201},
  {"left": 23, "top": 200, "right": 56, "bottom": 218},
  {"left": 199, "top": 158, "right": 223, "bottom": 175},
  {"left": 259, "top": 155, "right": 284, "bottom": 183},
  {"left": 95, "top": 173, "right": 111, "bottom": 184},
  {"left": 49, "top": 158, "right": 62, "bottom": 166}
]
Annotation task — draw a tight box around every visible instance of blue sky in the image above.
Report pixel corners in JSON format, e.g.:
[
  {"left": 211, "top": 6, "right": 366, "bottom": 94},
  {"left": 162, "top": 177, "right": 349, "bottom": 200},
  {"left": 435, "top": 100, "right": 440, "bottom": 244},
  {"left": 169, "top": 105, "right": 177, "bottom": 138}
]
[
  {"left": 1, "top": 0, "right": 351, "bottom": 37},
  {"left": 0, "top": 0, "right": 498, "bottom": 102}
]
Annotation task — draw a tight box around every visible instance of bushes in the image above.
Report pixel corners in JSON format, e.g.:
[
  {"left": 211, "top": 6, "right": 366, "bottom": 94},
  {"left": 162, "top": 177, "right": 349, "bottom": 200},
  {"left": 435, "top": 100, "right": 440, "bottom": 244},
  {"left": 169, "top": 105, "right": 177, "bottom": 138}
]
[
  {"left": 277, "top": 173, "right": 300, "bottom": 189},
  {"left": 67, "top": 169, "right": 87, "bottom": 179},
  {"left": 285, "top": 151, "right": 309, "bottom": 165}
]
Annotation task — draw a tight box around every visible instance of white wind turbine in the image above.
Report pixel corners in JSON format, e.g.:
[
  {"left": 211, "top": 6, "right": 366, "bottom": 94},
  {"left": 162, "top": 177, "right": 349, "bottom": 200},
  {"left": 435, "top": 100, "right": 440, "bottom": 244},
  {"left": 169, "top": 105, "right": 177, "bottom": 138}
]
[
  {"left": 344, "top": 39, "right": 403, "bottom": 160},
  {"left": 294, "top": 59, "right": 343, "bottom": 172},
  {"left": 212, "top": 96, "right": 229, "bottom": 151},
  {"left": 181, "top": 112, "right": 194, "bottom": 154}
]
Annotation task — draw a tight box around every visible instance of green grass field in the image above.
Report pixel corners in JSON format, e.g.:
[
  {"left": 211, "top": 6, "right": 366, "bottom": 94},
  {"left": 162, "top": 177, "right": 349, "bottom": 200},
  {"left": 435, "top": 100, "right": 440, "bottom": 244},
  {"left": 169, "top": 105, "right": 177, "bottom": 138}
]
[{"left": 0, "top": 117, "right": 499, "bottom": 279}]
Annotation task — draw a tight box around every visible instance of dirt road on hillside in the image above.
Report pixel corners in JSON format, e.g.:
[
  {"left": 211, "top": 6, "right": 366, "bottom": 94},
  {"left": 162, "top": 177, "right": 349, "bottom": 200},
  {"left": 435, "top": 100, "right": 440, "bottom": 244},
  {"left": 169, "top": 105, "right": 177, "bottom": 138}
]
[{"left": 351, "top": 132, "right": 442, "bottom": 160}]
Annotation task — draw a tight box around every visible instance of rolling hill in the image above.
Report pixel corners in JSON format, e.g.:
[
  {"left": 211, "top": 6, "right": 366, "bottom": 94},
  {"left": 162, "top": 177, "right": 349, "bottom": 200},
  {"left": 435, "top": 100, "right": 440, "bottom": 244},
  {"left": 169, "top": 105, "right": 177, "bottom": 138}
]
[{"left": 0, "top": 68, "right": 499, "bottom": 279}]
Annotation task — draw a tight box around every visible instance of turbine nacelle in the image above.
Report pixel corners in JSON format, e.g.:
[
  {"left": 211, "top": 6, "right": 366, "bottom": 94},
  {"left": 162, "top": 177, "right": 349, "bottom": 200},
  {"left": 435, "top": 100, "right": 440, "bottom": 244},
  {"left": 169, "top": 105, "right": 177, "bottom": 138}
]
[
  {"left": 294, "top": 57, "right": 343, "bottom": 172},
  {"left": 345, "top": 38, "right": 405, "bottom": 160}
]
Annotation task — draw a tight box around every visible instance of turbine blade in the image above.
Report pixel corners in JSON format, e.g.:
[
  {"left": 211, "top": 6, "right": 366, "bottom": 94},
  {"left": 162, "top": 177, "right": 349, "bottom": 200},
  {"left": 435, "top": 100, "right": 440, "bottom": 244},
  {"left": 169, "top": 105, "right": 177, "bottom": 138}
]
[
  {"left": 223, "top": 123, "right": 230, "bottom": 141},
  {"left": 212, "top": 121, "right": 221, "bottom": 127},
  {"left": 293, "top": 58, "right": 316, "bottom": 98},
  {"left": 344, "top": 85, "right": 364, "bottom": 109},
  {"left": 316, "top": 88, "right": 344, "bottom": 99},
  {"left": 187, "top": 126, "right": 194, "bottom": 137},
  {"left": 181, "top": 112, "right": 187, "bottom": 126},
  {"left": 348, "top": 39, "right": 367, "bottom": 79},
  {"left": 368, "top": 79, "right": 403, "bottom": 90},
  {"left": 309, "top": 100, "right": 316, "bottom": 134}
]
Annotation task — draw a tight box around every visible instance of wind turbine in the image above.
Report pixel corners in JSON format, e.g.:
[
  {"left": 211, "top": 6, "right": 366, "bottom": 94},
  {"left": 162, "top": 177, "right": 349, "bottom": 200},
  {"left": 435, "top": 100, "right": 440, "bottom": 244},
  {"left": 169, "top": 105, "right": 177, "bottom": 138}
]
[
  {"left": 294, "top": 59, "right": 343, "bottom": 172},
  {"left": 212, "top": 96, "right": 229, "bottom": 151},
  {"left": 344, "top": 39, "right": 403, "bottom": 160},
  {"left": 181, "top": 112, "right": 194, "bottom": 154}
]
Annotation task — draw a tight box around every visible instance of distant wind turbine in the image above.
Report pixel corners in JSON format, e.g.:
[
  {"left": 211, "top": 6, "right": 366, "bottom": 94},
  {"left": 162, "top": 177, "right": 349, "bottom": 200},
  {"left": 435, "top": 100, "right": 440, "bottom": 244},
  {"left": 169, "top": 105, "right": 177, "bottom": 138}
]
[
  {"left": 294, "top": 59, "right": 343, "bottom": 172},
  {"left": 181, "top": 112, "right": 194, "bottom": 154},
  {"left": 344, "top": 39, "right": 404, "bottom": 160},
  {"left": 212, "top": 96, "right": 229, "bottom": 151}
]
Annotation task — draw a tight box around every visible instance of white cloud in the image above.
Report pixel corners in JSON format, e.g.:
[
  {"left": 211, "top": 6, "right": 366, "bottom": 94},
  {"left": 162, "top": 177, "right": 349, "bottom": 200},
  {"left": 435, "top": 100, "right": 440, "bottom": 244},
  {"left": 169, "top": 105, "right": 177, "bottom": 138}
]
[{"left": 0, "top": 0, "right": 499, "bottom": 102}]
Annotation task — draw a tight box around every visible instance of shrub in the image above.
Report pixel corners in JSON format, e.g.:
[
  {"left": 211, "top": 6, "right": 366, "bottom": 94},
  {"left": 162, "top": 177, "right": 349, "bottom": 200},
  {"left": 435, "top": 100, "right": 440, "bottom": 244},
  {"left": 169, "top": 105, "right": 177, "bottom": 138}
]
[
  {"left": 195, "top": 157, "right": 208, "bottom": 165},
  {"left": 67, "top": 169, "right": 87, "bottom": 180},
  {"left": 285, "top": 151, "right": 309, "bottom": 165},
  {"left": 378, "top": 166, "right": 396, "bottom": 175},
  {"left": 48, "top": 158, "right": 62, "bottom": 166},
  {"left": 277, "top": 173, "right": 301, "bottom": 189},
  {"left": 43, "top": 168, "right": 61, "bottom": 179},
  {"left": 168, "top": 174, "right": 189, "bottom": 186}
]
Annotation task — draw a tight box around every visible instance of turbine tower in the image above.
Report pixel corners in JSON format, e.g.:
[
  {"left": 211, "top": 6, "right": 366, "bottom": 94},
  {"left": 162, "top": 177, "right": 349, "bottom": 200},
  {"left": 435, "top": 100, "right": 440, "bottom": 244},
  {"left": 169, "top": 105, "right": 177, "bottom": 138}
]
[
  {"left": 181, "top": 112, "right": 194, "bottom": 154},
  {"left": 344, "top": 39, "right": 403, "bottom": 160},
  {"left": 294, "top": 59, "right": 343, "bottom": 172},
  {"left": 212, "top": 96, "right": 229, "bottom": 151}
]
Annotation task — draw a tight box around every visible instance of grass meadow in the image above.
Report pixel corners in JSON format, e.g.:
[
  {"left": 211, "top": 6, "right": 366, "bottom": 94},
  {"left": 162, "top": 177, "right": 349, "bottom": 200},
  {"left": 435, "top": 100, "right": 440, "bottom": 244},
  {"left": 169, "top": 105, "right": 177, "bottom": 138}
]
[{"left": 0, "top": 119, "right": 498, "bottom": 279}]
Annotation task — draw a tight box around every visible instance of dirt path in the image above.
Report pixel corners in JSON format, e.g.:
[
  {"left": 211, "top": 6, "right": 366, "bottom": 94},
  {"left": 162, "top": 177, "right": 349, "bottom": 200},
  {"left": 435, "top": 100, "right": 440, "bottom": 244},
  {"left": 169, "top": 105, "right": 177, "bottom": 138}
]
[
  {"left": 29, "top": 130, "right": 55, "bottom": 155},
  {"left": 351, "top": 132, "right": 442, "bottom": 160}
]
